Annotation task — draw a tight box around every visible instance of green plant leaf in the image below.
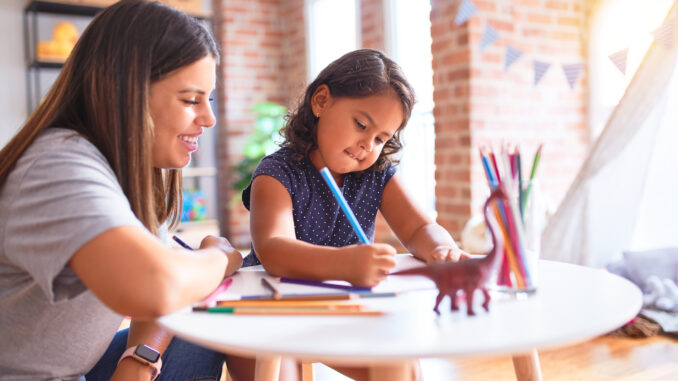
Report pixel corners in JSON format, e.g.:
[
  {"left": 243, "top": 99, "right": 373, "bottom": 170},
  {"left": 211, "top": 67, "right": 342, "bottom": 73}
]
[{"left": 231, "top": 102, "right": 287, "bottom": 194}]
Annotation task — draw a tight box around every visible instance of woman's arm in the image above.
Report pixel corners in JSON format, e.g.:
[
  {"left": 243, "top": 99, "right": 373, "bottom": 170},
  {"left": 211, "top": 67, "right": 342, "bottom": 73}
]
[
  {"left": 380, "top": 173, "right": 467, "bottom": 264},
  {"left": 69, "top": 227, "right": 243, "bottom": 319},
  {"left": 110, "top": 320, "right": 172, "bottom": 381},
  {"left": 249, "top": 175, "right": 396, "bottom": 287}
]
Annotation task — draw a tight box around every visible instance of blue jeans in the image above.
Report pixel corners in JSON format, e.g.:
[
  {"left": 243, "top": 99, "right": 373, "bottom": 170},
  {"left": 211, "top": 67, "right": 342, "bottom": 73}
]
[{"left": 86, "top": 328, "right": 225, "bottom": 381}]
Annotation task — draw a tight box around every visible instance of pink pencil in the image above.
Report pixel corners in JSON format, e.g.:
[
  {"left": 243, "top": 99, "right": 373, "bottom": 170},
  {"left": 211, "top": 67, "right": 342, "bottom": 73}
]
[{"left": 203, "top": 278, "right": 234, "bottom": 307}]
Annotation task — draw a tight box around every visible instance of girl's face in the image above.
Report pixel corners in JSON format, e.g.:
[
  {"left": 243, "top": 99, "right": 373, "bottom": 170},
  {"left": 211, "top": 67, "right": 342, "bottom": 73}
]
[
  {"left": 309, "top": 85, "right": 403, "bottom": 179},
  {"left": 149, "top": 56, "right": 216, "bottom": 169}
]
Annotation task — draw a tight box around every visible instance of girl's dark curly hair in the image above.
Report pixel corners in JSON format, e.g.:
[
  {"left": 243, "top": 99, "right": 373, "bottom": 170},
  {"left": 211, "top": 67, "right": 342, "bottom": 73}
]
[{"left": 280, "top": 49, "right": 415, "bottom": 171}]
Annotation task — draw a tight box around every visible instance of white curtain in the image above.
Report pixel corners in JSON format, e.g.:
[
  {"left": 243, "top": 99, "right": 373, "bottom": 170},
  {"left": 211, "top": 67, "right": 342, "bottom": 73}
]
[{"left": 542, "top": 5, "right": 678, "bottom": 267}]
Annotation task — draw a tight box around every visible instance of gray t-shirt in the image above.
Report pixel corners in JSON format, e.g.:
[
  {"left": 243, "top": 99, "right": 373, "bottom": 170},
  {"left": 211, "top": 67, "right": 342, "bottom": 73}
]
[{"left": 0, "top": 128, "right": 144, "bottom": 380}]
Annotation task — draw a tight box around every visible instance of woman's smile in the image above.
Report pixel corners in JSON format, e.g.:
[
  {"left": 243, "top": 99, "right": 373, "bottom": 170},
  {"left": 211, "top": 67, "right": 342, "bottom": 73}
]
[{"left": 179, "top": 134, "right": 200, "bottom": 151}]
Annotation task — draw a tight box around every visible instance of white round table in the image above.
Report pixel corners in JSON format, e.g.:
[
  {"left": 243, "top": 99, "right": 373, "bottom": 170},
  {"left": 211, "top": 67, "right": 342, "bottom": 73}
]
[{"left": 158, "top": 259, "right": 642, "bottom": 381}]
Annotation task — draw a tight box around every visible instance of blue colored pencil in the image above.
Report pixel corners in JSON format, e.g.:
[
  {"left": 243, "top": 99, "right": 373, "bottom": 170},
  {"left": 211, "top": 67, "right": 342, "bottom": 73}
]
[{"left": 319, "top": 167, "right": 370, "bottom": 244}]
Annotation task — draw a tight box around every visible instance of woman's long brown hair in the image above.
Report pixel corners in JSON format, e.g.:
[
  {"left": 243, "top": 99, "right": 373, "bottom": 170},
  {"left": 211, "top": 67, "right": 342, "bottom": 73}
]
[{"left": 0, "top": 0, "right": 219, "bottom": 234}]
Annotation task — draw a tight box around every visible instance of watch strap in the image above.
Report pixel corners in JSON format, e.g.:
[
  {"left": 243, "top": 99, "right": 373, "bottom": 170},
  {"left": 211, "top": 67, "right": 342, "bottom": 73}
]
[{"left": 118, "top": 344, "right": 162, "bottom": 381}]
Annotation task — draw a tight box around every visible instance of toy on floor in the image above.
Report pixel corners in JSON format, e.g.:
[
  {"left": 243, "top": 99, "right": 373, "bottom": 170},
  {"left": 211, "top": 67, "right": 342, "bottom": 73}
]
[{"left": 391, "top": 186, "right": 507, "bottom": 315}]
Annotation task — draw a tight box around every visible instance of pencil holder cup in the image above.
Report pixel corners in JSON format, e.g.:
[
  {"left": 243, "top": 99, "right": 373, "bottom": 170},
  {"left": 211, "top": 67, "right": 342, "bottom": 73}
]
[
  {"left": 487, "top": 182, "right": 542, "bottom": 295},
  {"left": 522, "top": 180, "right": 544, "bottom": 292}
]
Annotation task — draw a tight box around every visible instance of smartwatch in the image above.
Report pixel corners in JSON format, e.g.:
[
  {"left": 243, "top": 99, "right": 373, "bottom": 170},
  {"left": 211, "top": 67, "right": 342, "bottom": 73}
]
[{"left": 118, "top": 344, "right": 162, "bottom": 380}]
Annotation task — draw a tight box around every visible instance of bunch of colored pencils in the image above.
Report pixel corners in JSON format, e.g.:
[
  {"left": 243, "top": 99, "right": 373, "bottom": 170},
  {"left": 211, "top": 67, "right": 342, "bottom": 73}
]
[
  {"left": 479, "top": 144, "right": 542, "bottom": 291},
  {"left": 194, "top": 299, "right": 383, "bottom": 316},
  {"left": 193, "top": 277, "right": 385, "bottom": 315}
]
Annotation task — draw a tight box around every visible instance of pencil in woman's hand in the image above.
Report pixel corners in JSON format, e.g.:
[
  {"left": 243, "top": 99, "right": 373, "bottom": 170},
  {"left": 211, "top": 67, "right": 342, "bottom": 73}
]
[{"left": 172, "top": 235, "right": 193, "bottom": 250}]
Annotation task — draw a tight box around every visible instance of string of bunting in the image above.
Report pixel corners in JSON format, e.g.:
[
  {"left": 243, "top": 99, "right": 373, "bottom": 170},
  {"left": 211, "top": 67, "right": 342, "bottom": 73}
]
[{"left": 454, "top": 0, "right": 677, "bottom": 88}]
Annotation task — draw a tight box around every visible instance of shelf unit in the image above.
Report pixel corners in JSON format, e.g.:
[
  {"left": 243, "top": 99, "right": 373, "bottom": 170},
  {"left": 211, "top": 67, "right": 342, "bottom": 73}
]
[
  {"left": 23, "top": 1, "right": 210, "bottom": 111},
  {"left": 23, "top": 0, "right": 220, "bottom": 230}
]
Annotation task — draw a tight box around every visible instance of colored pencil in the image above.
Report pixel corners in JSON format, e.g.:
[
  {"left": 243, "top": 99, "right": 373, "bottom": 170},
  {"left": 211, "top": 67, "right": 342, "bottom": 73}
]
[
  {"left": 319, "top": 167, "right": 370, "bottom": 244},
  {"left": 239, "top": 293, "right": 355, "bottom": 301},
  {"left": 237, "top": 291, "right": 396, "bottom": 301},
  {"left": 491, "top": 204, "right": 525, "bottom": 288},
  {"left": 521, "top": 144, "right": 543, "bottom": 215},
  {"left": 480, "top": 149, "right": 497, "bottom": 189},
  {"left": 261, "top": 277, "right": 282, "bottom": 300},
  {"left": 516, "top": 148, "right": 524, "bottom": 221},
  {"left": 172, "top": 235, "right": 193, "bottom": 250},
  {"left": 193, "top": 306, "right": 384, "bottom": 316},
  {"left": 215, "top": 300, "right": 364, "bottom": 309},
  {"left": 277, "top": 276, "right": 372, "bottom": 292},
  {"left": 202, "top": 278, "right": 234, "bottom": 308}
]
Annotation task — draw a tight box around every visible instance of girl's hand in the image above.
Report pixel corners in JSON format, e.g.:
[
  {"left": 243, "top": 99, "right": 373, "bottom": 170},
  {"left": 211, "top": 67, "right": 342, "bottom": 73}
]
[
  {"left": 344, "top": 243, "right": 397, "bottom": 287},
  {"left": 426, "top": 245, "right": 470, "bottom": 264},
  {"left": 199, "top": 235, "right": 244, "bottom": 277}
]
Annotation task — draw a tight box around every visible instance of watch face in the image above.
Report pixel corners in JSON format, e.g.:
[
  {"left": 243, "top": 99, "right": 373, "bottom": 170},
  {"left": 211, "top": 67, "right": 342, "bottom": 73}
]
[{"left": 135, "top": 344, "right": 161, "bottom": 363}]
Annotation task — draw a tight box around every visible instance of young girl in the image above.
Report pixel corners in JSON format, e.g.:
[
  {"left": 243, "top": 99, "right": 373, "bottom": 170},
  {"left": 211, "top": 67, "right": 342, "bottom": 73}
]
[{"left": 243, "top": 49, "right": 467, "bottom": 288}]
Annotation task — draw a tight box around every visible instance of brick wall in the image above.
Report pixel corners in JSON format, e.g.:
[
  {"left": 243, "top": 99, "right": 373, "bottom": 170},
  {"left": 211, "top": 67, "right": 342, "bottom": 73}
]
[
  {"left": 431, "top": 0, "right": 590, "bottom": 239},
  {"left": 213, "top": 0, "right": 305, "bottom": 247},
  {"left": 361, "top": 0, "right": 386, "bottom": 52}
]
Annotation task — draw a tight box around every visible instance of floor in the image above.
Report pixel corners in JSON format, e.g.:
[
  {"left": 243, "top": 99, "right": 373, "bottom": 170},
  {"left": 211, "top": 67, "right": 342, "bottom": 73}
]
[{"left": 236, "top": 335, "right": 678, "bottom": 381}]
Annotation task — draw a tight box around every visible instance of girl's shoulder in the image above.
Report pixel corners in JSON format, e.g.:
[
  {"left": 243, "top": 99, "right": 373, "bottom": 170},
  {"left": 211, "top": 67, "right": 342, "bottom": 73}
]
[
  {"left": 257, "top": 147, "right": 311, "bottom": 173},
  {"left": 261, "top": 147, "right": 300, "bottom": 163}
]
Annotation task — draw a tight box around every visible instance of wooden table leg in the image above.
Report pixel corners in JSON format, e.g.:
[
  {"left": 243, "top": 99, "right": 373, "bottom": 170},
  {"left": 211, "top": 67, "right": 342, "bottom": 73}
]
[
  {"left": 301, "top": 362, "right": 314, "bottom": 381},
  {"left": 254, "top": 355, "right": 281, "bottom": 381},
  {"left": 512, "top": 349, "right": 543, "bottom": 381},
  {"left": 369, "top": 361, "right": 413, "bottom": 381}
]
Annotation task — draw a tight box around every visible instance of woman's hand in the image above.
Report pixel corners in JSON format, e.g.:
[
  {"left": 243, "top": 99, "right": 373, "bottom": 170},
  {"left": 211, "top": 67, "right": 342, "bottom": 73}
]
[
  {"left": 343, "top": 243, "right": 397, "bottom": 287},
  {"left": 199, "top": 235, "right": 243, "bottom": 277}
]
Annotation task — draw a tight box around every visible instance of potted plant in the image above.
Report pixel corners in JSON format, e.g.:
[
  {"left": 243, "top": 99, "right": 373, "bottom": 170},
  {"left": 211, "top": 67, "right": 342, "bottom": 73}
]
[{"left": 231, "top": 101, "right": 287, "bottom": 201}]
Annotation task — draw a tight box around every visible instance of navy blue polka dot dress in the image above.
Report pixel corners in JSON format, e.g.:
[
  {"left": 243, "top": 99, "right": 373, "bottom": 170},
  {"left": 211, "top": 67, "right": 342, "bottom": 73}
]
[{"left": 242, "top": 148, "right": 396, "bottom": 266}]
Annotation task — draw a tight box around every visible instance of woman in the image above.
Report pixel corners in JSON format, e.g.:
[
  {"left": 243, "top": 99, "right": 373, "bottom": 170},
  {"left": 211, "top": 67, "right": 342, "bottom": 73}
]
[{"left": 0, "top": 1, "right": 246, "bottom": 380}]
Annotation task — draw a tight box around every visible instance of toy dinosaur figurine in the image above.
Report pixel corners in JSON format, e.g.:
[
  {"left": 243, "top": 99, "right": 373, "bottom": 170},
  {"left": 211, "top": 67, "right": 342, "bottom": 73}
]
[{"left": 391, "top": 187, "right": 508, "bottom": 315}]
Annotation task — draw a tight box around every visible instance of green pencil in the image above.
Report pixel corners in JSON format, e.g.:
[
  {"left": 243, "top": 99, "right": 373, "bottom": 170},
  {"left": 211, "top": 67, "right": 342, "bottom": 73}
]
[{"left": 520, "top": 144, "right": 543, "bottom": 216}]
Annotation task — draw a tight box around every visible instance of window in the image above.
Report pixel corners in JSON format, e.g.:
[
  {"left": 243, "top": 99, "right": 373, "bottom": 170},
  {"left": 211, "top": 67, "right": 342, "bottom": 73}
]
[
  {"left": 306, "top": 0, "right": 359, "bottom": 80},
  {"left": 589, "top": 0, "right": 673, "bottom": 138},
  {"left": 386, "top": 0, "right": 436, "bottom": 217}
]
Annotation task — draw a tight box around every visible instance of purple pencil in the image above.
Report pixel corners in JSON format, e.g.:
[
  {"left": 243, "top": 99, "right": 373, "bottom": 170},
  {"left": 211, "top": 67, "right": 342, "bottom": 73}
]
[{"left": 277, "top": 277, "right": 371, "bottom": 292}]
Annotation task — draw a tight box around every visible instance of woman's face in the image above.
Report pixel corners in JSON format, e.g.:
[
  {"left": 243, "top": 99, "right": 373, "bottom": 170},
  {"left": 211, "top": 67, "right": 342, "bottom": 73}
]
[
  {"left": 309, "top": 85, "right": 403, "bottom": 178},
  {"left": 149, "top": 56, "right": 216, "bottom": 169}
]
